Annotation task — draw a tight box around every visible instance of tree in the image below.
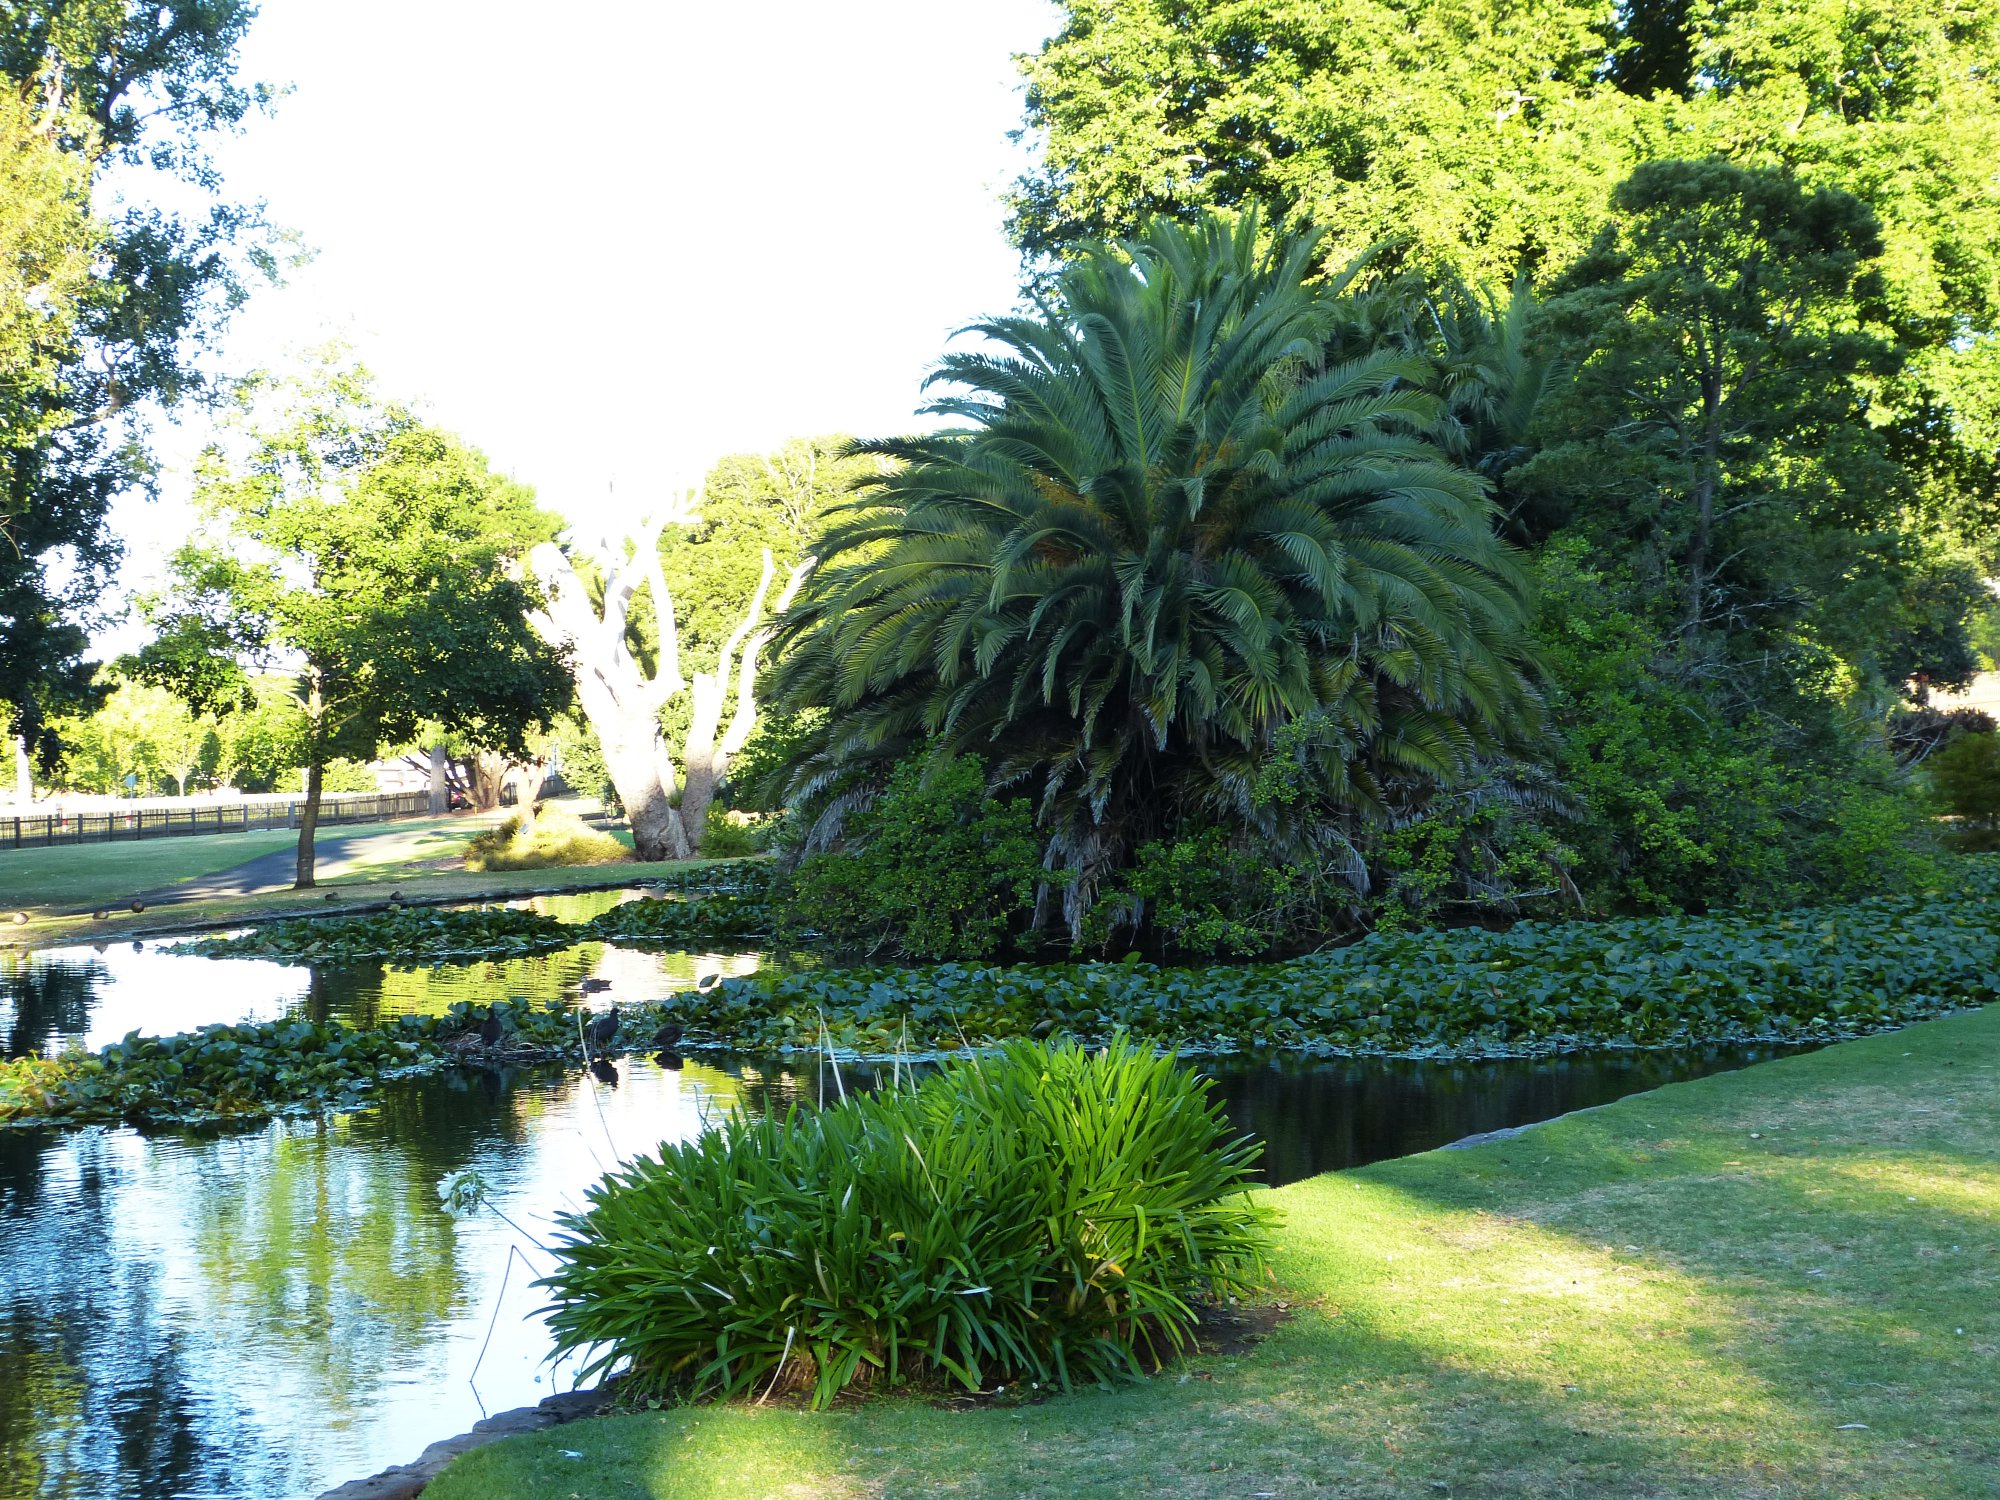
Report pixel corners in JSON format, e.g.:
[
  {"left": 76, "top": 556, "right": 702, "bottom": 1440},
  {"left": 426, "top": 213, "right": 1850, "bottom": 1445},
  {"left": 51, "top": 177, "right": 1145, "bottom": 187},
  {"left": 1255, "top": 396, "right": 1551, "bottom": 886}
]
[
  {"left": 526, "top": 497, "right": 812, "bottom": 861},
  {"left": 0, "top": 1, "right": 279, "bottom": 757},
  {"left": 1010, "top": 0, "right": 2000, "bottom": 572},
  {"left": 772, "top": 212, "right": 1542, "bottom": 933},
  {"left": 209, "top": 677, "right": 306, "bottom": 792},
  {"left": 1522, "top": 161, "right": 1910, "bottom": 644},
  {"left": 135, "top": 359, "right": 572, "bottom": 887}
]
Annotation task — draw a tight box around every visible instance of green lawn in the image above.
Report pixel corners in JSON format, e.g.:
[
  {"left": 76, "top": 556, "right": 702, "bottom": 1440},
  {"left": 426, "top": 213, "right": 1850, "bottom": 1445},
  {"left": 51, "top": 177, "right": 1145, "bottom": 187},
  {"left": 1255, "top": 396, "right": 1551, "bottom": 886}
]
[
  {"left": 0, "top": 803, "right": 668, "bottom": 949},
  {"left": 0, "top": 827, "right": 301, "bottom": 912},
  {"left": 428, "top": 1004, "right": 2000, "bottom": 1500}
]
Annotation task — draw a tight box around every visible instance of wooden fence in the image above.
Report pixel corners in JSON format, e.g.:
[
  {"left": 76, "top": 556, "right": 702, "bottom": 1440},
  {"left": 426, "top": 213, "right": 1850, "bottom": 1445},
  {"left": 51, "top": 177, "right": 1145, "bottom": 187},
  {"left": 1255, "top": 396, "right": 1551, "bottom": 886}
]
[{"left": 2, "top": 792, "right": 433, "bottom": 851}]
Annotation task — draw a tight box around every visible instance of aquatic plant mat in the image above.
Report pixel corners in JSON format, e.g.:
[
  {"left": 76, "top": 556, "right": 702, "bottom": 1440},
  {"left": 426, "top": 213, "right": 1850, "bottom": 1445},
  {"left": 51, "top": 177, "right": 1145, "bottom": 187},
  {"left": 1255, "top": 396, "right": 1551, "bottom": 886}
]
[
  {"left": 423, "top": 1004, "right": 2000, "bottom": 1499},
  {"left": 11, "top": 860, "right": 2000, "bottom": 1128}
]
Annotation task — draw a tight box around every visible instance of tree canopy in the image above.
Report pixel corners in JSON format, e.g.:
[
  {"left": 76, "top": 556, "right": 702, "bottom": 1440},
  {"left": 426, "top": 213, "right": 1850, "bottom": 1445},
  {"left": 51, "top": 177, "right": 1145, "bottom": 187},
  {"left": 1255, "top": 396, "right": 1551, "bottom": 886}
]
[
  {"left": 1011, "top": 0, "right": 2000, "bottom": 557},
  {"left": 0, "top": 0, "right": 276, "bottom": 756},
  {"left": 135, "top": 358, "right": 572, "bottom": 885}
]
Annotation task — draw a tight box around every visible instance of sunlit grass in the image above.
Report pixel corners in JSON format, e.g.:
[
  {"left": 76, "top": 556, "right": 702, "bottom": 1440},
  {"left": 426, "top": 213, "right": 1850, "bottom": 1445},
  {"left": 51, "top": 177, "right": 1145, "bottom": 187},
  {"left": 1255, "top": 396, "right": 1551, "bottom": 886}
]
[
  {"left": 427, "top": 1004, "right": 2000, "bottom": 1499},
  {"left": 0, "top": 827, "right": 300, "bottom": 913}
]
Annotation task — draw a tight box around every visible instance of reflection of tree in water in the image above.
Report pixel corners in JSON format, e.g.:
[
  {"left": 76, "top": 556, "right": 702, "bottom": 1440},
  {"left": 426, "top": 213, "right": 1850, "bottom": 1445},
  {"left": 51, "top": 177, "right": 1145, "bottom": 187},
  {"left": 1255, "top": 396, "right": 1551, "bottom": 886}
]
[
  {"left": 291, "top": 943, "right": 617, "bottom": 1030},
  {"left": 183, "top": 1113, "right": 471, "bottom": 1418},
  {"left": 1203, "top": 1046, "right": 1800, "bottom": 1187},
  {"left": 0, "top": 957, "right": 100, "bottom": 1059},
  {"left": 0, "top": 1135, "right": 242, "bottom": 1500}
]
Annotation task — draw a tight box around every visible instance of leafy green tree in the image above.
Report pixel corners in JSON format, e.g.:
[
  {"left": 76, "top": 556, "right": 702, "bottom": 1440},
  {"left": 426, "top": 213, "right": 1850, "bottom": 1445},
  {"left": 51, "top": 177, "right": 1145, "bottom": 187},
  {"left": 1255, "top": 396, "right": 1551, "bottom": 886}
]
[
  {"left": 0, "top": 1, "right": 279, "bottom": 756},
  {"left": 1011, "top": 0, "right": 2000, "bottom": 571},
  {"left": 210, "top": 676, "right": 306, "bottom": 792},
  {"left": 1521, "top": 161, "right": 1915, "bottom": 650},
  {"left": 775, "top": 213, "right": 1542, "bottom": 934},
  {"left": 136, "top": 359, "right": 571, "bottom": 886}
]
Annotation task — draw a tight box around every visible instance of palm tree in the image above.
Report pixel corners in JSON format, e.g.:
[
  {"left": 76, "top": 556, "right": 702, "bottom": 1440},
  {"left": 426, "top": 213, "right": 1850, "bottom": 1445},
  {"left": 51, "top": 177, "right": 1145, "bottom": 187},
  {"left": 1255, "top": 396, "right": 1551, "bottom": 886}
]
[{"left": 774, "top": 212, "right": 1542, "bottom": 934}]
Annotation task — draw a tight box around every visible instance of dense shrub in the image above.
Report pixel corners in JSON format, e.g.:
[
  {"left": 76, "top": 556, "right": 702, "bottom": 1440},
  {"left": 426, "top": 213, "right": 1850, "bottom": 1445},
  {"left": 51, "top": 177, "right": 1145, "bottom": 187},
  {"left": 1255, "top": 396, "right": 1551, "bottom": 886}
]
[
  {"left": 781, "top": 754, "right": 1045, "bottom": 960},
  {"left": 1927, "top": 731, "right": 2000, "bottom": 850},
  {"left": 698, "top": 807, "right": 768, "bottom": 858},
  {"left": 1363, "top": 792, "right": 1573, "bottom": 932},
  {"left": 463, "top": 809, "right": 630, "bottom": 871},
  {"left": 541, "top": 1037, "right": 1270, "bottom": 1407},
  {"left": 1082, "top": 828, "right": 1316, "bottom": 958},
  {"left": 1535, "top": 550, "right": 1941, "bottom": 912}
]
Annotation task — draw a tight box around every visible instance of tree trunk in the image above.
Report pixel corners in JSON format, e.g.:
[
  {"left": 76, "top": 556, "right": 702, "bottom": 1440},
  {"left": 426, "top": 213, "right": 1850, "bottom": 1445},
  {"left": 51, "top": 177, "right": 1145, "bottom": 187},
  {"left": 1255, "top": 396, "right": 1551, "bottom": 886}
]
[
  {"left": 678, "top": 674, "right": 727, "bottom": 855},
  {"left": 296, "top": 759, "right": 323, "bottom": 889},
  {"left": 600, "top": 723, "right": 690, "bottom": 860},
  {"left": 516, "top": 757, "right": 549, "bottom": 809},
  {"left": 13, "top": 736, "right": 30, "bottom": 806},
  {"left": 427, "top": 743, "right": 448, "bottom": 815},
  {"left": 471, "top": 751, "right": 508, "bottom": 811},
  {"left": 1686, "top": 364, "right": 1722, "bottom": 634}
]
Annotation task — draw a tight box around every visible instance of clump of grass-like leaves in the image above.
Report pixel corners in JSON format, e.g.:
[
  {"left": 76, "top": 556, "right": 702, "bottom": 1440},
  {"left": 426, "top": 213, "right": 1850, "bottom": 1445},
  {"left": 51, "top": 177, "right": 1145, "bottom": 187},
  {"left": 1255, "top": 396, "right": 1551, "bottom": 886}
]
[
  {"left": 464, "top": 809, "right": 630, "bottom": 872},
  {"left": 541, "top": 1036, "right": 1271, "bottom": 1408}
]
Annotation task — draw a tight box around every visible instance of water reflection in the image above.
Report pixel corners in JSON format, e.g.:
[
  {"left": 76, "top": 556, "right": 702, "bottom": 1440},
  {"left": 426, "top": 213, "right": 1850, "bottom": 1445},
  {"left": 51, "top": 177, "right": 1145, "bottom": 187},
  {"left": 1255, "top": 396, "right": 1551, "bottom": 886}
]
[
  {"left": 0, "top": 1054, "right": 807, "bottom": 1499},
  {"left": 0, "top": 930, "right": 776, "bottom": 1059},
  {"left": 0, "top": 930, "right": 1817, "bottom": 1500}
]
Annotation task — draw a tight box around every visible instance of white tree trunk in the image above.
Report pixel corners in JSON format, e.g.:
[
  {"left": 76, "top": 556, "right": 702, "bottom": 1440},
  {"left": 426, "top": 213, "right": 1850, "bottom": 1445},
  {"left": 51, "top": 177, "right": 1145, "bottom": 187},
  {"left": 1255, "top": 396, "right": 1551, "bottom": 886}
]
[{"left": 525, "top": 510, "right": 811, "bottom": 862}]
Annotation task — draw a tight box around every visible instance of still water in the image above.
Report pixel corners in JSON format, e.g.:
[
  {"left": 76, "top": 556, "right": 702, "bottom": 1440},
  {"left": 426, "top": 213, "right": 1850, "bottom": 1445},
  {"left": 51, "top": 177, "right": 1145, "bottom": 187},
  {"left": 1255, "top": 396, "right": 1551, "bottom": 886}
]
[{"left": 0, "top": 912, "right": 1809, "bottom": 1500}]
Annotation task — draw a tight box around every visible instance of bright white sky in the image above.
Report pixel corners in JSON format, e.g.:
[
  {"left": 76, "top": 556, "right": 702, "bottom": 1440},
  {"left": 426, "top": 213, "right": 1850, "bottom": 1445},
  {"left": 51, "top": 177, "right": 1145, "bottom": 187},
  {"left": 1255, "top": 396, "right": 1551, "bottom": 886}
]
[{"left": 100, "top": 0, "right": 1057, "bottom": 639}]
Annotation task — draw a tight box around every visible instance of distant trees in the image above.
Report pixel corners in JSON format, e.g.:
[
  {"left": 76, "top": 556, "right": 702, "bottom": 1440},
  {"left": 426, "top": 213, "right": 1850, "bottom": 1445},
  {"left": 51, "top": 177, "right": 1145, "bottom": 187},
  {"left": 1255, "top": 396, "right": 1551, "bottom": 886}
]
[{"left": 135, "top": 358, "right": 572, "bottom": 887}]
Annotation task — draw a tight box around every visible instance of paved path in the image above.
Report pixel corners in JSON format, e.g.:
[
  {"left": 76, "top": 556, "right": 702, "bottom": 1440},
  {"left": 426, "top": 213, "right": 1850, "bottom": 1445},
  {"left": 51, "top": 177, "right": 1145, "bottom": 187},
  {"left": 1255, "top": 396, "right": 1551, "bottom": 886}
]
[{"left": 138, "top": 821, "right": 482, "bottom": 906}]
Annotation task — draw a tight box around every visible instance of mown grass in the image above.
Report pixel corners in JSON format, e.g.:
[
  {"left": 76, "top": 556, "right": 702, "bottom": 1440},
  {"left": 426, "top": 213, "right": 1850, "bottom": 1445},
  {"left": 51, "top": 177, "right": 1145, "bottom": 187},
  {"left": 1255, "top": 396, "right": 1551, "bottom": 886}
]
[
  {"left": 426, "top": 1004, "right": 1999, "bottom": 1500},
  {"left": 0, "top": 852, "right": 738, "bottom": 951},
  {"left": 0, "top": 827, "right": 301, "bottom": 913}
]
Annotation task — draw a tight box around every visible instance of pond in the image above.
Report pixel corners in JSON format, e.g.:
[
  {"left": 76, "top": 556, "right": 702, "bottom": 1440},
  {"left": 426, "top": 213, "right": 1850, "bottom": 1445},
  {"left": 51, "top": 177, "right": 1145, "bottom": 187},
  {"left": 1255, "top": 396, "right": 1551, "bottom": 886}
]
[{"left": 0, "top": 912, "right": 1812, "bottom": 1499}]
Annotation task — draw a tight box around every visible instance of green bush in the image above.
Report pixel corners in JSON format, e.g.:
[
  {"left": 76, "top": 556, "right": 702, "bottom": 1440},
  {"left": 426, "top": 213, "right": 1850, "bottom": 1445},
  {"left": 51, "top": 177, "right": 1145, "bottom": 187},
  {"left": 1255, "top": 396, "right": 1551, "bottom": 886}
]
[
  {"left": 1084, "top": 828, "right": 1313, "bottom": 958},
  {"left": 541, "top": 1036, "right": 1270, "bottom": 1408},
  {"left": 782, "top": 754, "right": 1045, "bottom": 960},
  {"left": 1927, "top": 730, "right": 2000, "bottom": 850},
  {"left": 463, "top": 808, "right": 630, "bottom": 872},
  {"left": 1365, "top": 794, "right": 1573, "bottom": 933},
  {"left": 1535, "top": 549, "right": 1941, "bottom": 912},
  {"left": 698, "top": 807, "right": 767, "bottom": 858}
]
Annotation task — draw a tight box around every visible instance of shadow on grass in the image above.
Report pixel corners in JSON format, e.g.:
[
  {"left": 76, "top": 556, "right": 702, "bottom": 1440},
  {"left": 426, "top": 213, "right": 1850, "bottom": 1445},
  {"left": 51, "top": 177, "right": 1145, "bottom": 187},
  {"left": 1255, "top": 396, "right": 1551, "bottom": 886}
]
[{"left": 428, "top": 1009, "right": 2000, "bottom": 1500}]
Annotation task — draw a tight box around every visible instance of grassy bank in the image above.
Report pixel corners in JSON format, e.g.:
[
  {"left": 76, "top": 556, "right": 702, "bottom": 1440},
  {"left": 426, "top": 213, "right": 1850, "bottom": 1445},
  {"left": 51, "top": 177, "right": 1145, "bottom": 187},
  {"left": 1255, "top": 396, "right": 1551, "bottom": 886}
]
[
  {"left": 0, "top": 856, "right": 727, "bottom": 951},
  {"left": 427, "top": 1004, "right": 2000, "bottom": 1500},
  {"left": 0, "top": 828, "right": 302, "bottom": 913}
]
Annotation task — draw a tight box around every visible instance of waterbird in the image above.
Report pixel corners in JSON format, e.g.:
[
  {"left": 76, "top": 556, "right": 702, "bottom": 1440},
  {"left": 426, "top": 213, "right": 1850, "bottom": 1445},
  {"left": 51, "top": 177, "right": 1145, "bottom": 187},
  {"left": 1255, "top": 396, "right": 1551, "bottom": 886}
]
[
  {"left": 589, "top": 1057, "right": 620, "bottom": 1087},
  {"left": 585, "top": 1008, "right": 620, "bottom": 1057},
  {"left": 479, "top": 1009, "right": 504, "bottom": 1049},
  {"left": 651, "top": 1021, "right": 683, "bottom": 1051},
  {"left": 695, "top": 973, "right": 721, "bottom": 992},
  {"left": 579, "top": 977, "right": 612, "bottom": 994}
]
